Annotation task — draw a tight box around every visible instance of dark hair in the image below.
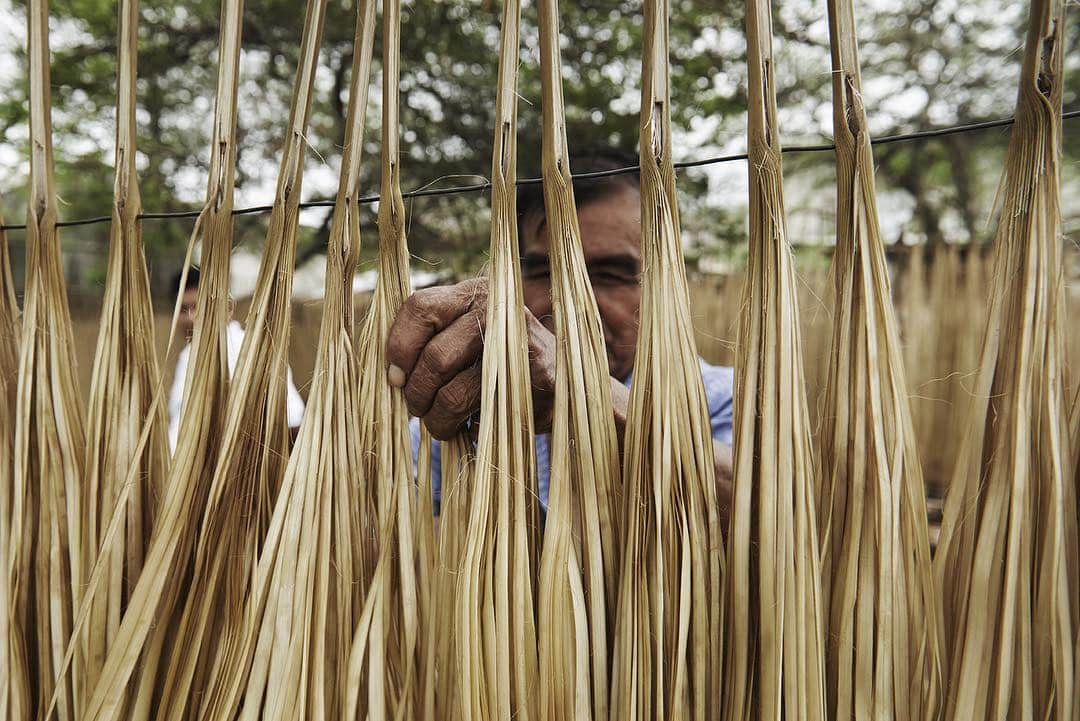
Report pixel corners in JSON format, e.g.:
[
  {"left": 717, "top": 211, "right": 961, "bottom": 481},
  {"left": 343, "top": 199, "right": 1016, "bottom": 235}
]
[
  {"left": 516, "top": 150, "right": 640, "bottom": 238},
  {"left": 172, "top": 267, "right": 201, "bottom": 296}
]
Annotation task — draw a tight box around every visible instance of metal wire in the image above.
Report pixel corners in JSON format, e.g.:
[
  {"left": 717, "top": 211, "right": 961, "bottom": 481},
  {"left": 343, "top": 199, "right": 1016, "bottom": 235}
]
[{"left": 2, "top": 109, "right": 1077, "bottom": 232}]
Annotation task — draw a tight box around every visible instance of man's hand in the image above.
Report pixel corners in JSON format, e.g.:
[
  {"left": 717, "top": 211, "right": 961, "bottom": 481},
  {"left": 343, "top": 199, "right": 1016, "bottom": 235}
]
[{"left": 385, "top": 278, "right": 557, "bottom": 440}]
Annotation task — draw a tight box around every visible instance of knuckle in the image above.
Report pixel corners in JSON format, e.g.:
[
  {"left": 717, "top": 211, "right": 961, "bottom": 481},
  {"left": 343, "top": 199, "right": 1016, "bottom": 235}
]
[
  {"left": 417, "top": 343, "right": 454, "bottom": 381},
  {"left": 427, "top": 419, "right": 457, "bottom": 442},
  {"left": 403, "top": 386, "right": 427, "bottom": 417},
  {"left": 436, "top": 382, "right": 473, "bottom": 418}
]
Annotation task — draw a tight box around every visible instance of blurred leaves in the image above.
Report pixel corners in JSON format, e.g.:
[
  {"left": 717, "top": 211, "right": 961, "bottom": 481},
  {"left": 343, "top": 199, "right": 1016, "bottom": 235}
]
[{"left": 0, "top": 0, "right": 1077, "bottom": 292}]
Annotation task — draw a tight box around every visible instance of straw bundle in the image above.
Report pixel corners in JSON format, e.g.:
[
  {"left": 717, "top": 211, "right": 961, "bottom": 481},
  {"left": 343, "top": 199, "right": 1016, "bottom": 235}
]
[
  {"left": 1, "top": 214, "right": 30, "bottom": 720},
  {"left": 608, "top": 0, "right": 721, "bottom": 718},
  {"left": 15, "top": 2, "right": 88, "bottom": 718},
  {"left": 79, "top": 2, "right": 245, "bottom": 718},
  {"left": 900, "top": 244, "right": 990, "bottom": 499},
  {"left": 343, "top": 0, "right": 426, "bottom": 716},
  {"left": 447, "top": 0, "right": 541, "bottom": 716},
  {"left": 422, "top": 434, "right": 473, "bottom": 721},
  {"left": 721, "top": 0, "right": 826, "bottom": 719},
  {"left": 817, "top": 0, "right": 942, "bottom": 719},
  {"left": 202, "top": 3, "right": 377, "bottom": 717},
  {"left": 150, "top": 1, "right": 328, "bottom": 716},
  {"left": 534, "top": 0, "right": 622, "bottom": 718},
  {"left": 934, "top": 0, "right": 1078, "bottom": 718},
  {"left": 81, "top": 0, "right": 169, "bottom": 705}
]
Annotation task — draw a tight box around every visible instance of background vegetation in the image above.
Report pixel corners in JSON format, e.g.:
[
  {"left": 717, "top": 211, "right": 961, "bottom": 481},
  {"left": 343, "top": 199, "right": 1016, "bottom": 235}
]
[{"left": 0, "top": 0, "right": 1078, "bottom": 300}]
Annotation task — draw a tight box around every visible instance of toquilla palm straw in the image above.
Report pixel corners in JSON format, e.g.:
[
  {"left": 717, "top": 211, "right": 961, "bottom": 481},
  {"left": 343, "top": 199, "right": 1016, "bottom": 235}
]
[
  {"left": 81, "top": 0, "right": 170, "bottom": 711},
  {"left": 721, "top": 1, "right": 827, "bottom": 720},
  {"left": 817, "top": 0, "right": 942, "bottom": 719},
  {"left": 535, "top": 0, "right": 622, "bottom": 717},
  {"left": 16, "top": 2, "right": 89, "bottom": 718},
  {"left": 79, "top": 1, "right": 245, "bottom": 717},
  {"left": 934, "top": 1, "right": 1078, "bottom": 719},
  {"left": 608, "top": 0, "right": 722, "bottom": 718},
  {"left": 206, "top": 2, "right": 377, "bottom": 716},
  {"left": 342, "top": 0, "right": 427, "bottom": 715},
  {"left": 149, "top": 0, "right": 328, "bottom": 716},
  {"left": 451, "top": 0, "right": 541, "bottom": 716},
  {"left": 421, "top": 433, "right": 473, "bottom": 721},
  {"left": 0, "top": 210, "right": 31, "bottom": 720}
]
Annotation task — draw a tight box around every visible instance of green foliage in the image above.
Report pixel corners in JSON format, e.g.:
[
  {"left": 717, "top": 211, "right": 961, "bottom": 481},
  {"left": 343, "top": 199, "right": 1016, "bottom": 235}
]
[{"left": 0, "top": 0, "right": 1077, "bottom": 293}]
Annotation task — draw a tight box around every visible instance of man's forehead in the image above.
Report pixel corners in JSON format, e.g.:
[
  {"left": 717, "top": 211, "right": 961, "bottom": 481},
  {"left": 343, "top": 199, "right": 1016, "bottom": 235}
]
[{"left": 521, "top": 186, "right": 641, "bottom": 261}]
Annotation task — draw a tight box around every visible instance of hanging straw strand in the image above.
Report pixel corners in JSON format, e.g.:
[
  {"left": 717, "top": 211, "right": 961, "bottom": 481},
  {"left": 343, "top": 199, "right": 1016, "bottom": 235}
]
[
  {"left": 535, "top": 0, "right": 622, "bottom": 717},
  {"left": 609, "top": 0, "right": 722, "bottom": 717},
  {"left": 0, "top": 211, "right": 32, "bottom": 721},
  {"left": 16, "top": 2, "right": 88, "bottom": 718},
  {"left": 78, "top": 1, "right": 245, "bottom": 717},
  {"left": 149, "top": 0, "right": 328, "bottom": 716},
  {"left": 934, "top": 1, "right": 1078, "bottom": 719},
  {"left": 345, "top": 0, "right": 426, "bottom": 716},
  {"left": 205, "top": 1, "right": 377, "bottom": 717},
  {"left": 721, "top": 1, "right": 827, "bottom": 720},
  {"left": 81, "top": 0, "right": 170, "bottom": 711},
  {"left": 817, "top": 0, "right": 943, "bottom": 719},
  {"left": 452, "top": 0, "right": 541, "bottom": 715}
]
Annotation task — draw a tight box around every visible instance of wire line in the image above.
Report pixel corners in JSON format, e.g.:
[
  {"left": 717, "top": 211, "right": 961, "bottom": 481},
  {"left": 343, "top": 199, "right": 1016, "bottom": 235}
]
[{"left": 2, "top": 109, "right": 1077, "bottom": 232}]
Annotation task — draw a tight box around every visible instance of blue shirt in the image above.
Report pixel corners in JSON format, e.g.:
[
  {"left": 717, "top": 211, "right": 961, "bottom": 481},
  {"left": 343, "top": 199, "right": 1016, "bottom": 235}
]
[{"left": 410, "top": 359, "right": 734, "bottom": 512}]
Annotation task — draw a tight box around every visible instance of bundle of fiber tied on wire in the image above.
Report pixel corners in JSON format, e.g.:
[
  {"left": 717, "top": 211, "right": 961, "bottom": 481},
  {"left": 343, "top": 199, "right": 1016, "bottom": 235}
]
[
  {"left": 343, "top": 0, "right": 427, "bottom": 716},
  {"left": 721, "top": 0, "right": 827, "bottom": 719},
  {"left": 78, "top": 2, "right": 245, "bottom": 718},
  {"left": 82, "top": 0, "right": 169, "bottom": 704},
  {"left": 418, "top": 429, "right": 470, "bottom": 721},
  {"left": 218, "top": 2, "right": 375, "bottom": 716},
  {"left": 934, "top": 0, "right": 1079, "bottom": 718},
  {"left": 816, "top": 0, "right": 942, "bottom": 718},
  {"left": 150, "top": 1, "right": 328, "bottom": 717},
  {"left": 445, "top": 0, "right": 541, "bottom": 716},
  {"left": 608, "top": 0, "right": 722, "bottom": 717},
  {"left": 534, "top": 0, "right": 622, "bottom": 717},
  {"left": 14, "top": 2, "right": 88, "bottom": 718},
  {"left": 0, "top": 212, "right": 29, "bottom": 720}
]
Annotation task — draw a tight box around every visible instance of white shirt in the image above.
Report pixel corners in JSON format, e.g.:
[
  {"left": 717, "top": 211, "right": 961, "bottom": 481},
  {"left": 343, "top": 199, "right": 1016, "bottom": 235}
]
[{"left": 167, "top": 320, "right": 306, "bottom": 451}]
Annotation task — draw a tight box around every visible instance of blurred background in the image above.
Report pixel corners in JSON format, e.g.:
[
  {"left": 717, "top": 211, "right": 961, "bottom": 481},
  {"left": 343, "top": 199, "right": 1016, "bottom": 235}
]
[{"left": 1, "top": 0, "right": 1079, "bottom": 501}]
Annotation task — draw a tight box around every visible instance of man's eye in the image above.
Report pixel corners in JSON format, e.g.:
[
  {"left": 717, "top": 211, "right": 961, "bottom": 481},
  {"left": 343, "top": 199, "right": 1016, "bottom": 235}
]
[{"left": 592, "top": 272, "right": 626, "bottom": 285}]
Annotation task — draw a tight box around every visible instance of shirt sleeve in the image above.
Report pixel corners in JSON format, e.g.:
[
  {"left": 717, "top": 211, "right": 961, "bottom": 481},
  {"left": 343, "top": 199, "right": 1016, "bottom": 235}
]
[
  {"left": 167, "top": 345, "right": 190, "bottom": 453},
  {"left": 699, "top": 360, "right": 735, "bottom": 446},
  {"left": 284, "top": 367, "right": 306, "bottom": 428},
  {"left": 411, "top": 417, "right": 443, "bottom": 514}
]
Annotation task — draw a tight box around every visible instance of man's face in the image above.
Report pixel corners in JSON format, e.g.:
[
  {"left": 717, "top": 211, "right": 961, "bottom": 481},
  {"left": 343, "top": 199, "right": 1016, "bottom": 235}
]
[
  {"left": 520, "top": 185, "right": 641, "bottom": 382},
  {"left": 179, "top": 287, "right": 199, "bottom": 341}
]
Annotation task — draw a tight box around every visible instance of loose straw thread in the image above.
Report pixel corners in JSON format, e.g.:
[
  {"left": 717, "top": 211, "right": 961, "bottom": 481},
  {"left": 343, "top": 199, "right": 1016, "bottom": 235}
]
[{"left": 223, "top": 2, "right": 376, "bottom": 716}]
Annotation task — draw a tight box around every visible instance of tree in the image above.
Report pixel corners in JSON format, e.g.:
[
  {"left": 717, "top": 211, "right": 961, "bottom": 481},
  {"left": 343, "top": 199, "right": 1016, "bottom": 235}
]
[{"left": 0, "top": 0, "right": 1076, "bottom": 295}]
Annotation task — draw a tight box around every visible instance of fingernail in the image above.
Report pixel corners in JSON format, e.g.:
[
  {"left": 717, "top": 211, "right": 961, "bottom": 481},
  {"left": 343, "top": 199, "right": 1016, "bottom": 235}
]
[{"left": 388, "top": 364, "right": 406, "bottom": 387}]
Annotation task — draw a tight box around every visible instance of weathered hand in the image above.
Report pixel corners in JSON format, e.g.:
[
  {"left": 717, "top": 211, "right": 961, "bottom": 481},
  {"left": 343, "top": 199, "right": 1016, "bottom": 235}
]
[{"left": 385, "top": 277, "right": 557, "bottom": 441}]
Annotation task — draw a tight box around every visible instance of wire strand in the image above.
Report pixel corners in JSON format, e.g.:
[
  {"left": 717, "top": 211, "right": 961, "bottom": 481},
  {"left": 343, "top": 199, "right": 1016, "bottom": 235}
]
[{"left": 2, "top": 109, "right": 1077, "bottom": 232}]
